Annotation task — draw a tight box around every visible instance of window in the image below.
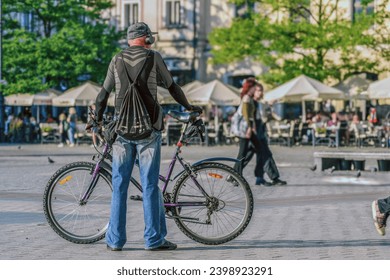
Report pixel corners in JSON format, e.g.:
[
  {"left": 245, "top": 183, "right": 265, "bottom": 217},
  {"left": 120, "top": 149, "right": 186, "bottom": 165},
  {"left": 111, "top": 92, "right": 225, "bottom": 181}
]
[
  {"left": 235, "top": 3, "right": 255, "bottom": 18},
  {"left": 166, "top": 0, "right": 181, "bottom": 26},
  {"left": 123, "top": 0, "right": 139, "bottom": 28},
  {"left": 20, "top": 12, "right": 35, "bottom": 32},
  {"left": 353, "top": 0, "right": 375, "bottom": 16}
]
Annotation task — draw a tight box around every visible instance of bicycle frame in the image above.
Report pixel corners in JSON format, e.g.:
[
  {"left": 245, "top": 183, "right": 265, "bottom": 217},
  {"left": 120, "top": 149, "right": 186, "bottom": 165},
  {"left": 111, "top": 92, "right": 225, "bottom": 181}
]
[
  {"left": 80, "top": 143, "right": 111, "bottom": 205},
  {"left": 85, "top": 110, "right": 243, "bottom": 217},
  {"left": 44, "top": 109, "right": 253, "bottom": 245}
]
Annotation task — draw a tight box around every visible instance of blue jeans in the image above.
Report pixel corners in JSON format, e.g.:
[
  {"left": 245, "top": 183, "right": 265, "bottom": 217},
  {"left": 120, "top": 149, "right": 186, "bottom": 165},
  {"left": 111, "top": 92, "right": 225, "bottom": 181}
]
[
  {"left": 67, "top": 123, "right": 76, "bottom": 144},
  {"left": 106, "top": 130, "right": 167, "bottom": 249}
]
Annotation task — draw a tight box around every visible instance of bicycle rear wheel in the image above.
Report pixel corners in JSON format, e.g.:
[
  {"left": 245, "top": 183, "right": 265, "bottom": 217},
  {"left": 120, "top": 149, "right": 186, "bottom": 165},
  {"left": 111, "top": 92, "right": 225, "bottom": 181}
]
[
  {"left": 43, "top": 162, "right": 112, "bottom": 244},
  {"left": 171, "top": 162, "right": 253, "bottom": 245}
]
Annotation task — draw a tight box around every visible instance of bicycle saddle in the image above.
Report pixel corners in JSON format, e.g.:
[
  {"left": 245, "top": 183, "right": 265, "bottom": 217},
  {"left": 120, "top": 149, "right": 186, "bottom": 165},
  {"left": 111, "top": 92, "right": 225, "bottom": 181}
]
[{"left": 168, "top": 110, "right": 199, "bottom": 123}]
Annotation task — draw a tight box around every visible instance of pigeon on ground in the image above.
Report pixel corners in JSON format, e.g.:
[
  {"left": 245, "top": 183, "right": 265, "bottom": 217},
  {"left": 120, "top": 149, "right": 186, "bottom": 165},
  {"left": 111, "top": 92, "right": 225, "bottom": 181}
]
[
  {"left": 356, "top": 170, "right": 361, "bottom": 178},
  {"left": 329, "top": 166, "right": 336, "bottom": 174},
  {"left": 310, "top": 164, "right": 317, "bottom": 171},
  {"left": 48, "top": 157, "right": 55, "bottom": 164}
]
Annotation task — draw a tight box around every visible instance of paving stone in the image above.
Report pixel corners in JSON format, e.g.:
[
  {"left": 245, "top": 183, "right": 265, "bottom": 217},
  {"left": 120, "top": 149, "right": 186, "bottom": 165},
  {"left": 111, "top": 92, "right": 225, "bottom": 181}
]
[{"left": 1, "top": 144, "right": 390, "bottom": 260}]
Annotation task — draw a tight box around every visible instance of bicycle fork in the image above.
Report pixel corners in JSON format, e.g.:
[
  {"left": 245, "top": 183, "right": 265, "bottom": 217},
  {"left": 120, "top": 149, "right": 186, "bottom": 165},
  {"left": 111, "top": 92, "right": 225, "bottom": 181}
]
[{"left": 79, "top": 161, "right": 102, "bottom": 205}]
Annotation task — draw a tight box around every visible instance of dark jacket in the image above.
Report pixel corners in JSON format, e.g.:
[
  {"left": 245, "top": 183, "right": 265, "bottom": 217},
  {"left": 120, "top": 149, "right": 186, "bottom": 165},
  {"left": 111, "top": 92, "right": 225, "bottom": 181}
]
[{"left": 95, "top": 46, "right": 191, "bottom": 130}]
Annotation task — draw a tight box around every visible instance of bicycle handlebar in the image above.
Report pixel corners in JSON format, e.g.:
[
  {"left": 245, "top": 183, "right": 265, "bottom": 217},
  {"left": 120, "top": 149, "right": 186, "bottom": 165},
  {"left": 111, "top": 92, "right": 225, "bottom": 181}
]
[{"left": 86, "top": 106, "right": 205, "bottom": 150}]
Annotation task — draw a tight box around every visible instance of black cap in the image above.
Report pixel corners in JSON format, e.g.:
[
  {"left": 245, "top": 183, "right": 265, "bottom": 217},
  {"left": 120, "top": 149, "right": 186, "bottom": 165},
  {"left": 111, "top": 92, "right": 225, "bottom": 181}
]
[{"left": 127, "top": 22, "right": 158, "bottom": 40}]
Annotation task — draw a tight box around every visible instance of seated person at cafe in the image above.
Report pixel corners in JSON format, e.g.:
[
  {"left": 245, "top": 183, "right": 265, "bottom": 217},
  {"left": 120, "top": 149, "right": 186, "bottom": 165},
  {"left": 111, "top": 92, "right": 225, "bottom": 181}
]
[
  {"left": 348, "top": 114, "right": 361, "bottom": 140},
  {"left": 326, "top": 112, "right": 339, "bottom": 140},
  {"left": 338, "top": 110, "right": 350, "bottom": 145}
]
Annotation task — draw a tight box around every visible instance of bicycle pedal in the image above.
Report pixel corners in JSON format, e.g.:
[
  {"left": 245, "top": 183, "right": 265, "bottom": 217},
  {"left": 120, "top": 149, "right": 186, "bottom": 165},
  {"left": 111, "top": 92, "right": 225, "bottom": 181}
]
[{"left": 130, "top": 195, "right": 143, "bottom": 201}]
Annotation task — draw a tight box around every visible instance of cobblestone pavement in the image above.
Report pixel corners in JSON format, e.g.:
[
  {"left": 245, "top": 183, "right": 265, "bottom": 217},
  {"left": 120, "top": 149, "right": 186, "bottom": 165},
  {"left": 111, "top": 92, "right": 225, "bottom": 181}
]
[{"left": 1, "top": 143, "right": 390, "bottom": 260}]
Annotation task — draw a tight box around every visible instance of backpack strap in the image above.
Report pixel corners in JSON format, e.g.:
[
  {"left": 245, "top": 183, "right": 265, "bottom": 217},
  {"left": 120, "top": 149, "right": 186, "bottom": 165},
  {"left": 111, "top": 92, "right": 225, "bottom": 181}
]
[{"left": 121, "top": 49, "right": 151, "bottom": 85}]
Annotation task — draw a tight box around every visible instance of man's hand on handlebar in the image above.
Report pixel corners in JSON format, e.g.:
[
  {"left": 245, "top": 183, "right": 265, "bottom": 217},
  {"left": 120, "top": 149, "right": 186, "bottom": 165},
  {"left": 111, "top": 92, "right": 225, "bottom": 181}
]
[{"left": 85, "top": 119, "right": 102, "bottom": 134}]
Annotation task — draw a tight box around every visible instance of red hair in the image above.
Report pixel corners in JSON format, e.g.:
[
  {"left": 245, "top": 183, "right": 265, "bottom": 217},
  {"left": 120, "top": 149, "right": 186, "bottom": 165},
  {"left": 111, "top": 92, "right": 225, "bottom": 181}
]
[{"left": 240, "top": 77, "right": 263, "bottom": 99}]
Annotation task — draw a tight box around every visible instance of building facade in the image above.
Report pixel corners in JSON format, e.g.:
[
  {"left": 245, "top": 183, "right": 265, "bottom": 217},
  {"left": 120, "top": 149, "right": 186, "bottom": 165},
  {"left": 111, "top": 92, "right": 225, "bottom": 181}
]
[
  {"left": 104, "top": 0, "right": 266, "bottom": 87},
  {"left": 105, "top": 0, "right": 389, "bottom": 87},
  {"left": 14, "top": 0, "right": 389, "bottom": 87}
]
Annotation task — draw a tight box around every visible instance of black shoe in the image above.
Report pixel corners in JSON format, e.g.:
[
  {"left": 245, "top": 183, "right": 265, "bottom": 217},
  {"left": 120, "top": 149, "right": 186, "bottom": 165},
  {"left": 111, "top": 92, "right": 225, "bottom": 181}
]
[
  {"left": 255, "top": 177, "right": 272, "bottom": 186},
  {"left": 107, "top": 245, "right": 122, "bottom": 251},
  {"left": 146, "top": 240, "right": 177, "bottom": 251},
  {"left": 271, "top": 178, "right": 287, "bottom": 186}
]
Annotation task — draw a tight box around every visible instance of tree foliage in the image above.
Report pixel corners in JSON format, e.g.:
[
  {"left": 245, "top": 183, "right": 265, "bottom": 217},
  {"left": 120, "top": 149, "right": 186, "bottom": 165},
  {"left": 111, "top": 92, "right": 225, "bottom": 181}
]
[
  {"left": 209, "top": 0, "right": 389, "bottom": 86},
  {"left": 2, "top": 0, "right": 123, "bottom": 95}
]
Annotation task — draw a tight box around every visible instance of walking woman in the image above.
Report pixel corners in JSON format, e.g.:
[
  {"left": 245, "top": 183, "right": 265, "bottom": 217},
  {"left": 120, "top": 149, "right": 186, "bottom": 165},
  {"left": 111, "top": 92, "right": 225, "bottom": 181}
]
[
  {"left": 67, "top": 107, "right": 77, "bottom": 147},
  {"left": 233, "top": 78, "right": 286, "bottom": 186},
  {"left": 57, "top": 113, "right": 68, "bottom": 148}
]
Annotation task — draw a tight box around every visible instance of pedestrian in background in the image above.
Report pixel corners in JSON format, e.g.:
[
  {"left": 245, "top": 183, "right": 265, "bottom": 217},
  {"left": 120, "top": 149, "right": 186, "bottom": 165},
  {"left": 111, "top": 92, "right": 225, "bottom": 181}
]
[
  {"left": 29, "top": 116, "right": 40, "bottom": 143},
  {"left": 67, "top": 107, "right": 77, "bottom": 147},
  {"left": 232, "top": 77, "right": 257, "bottom": 176},
  {"left": 58, "top": 113, "right": 69, "bottom": 148},
  {"left": 4, "top": 114, "right": 14, "bottom": 142},
  {"left": 235, "top": 78, "right": 286, "bottom": 186}
]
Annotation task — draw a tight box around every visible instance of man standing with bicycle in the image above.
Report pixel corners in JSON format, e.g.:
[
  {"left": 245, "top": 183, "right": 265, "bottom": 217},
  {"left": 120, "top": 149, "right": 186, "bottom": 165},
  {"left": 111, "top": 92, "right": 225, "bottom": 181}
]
[{"left": 95, "top": 22, "right": 202, "bottom": 251}]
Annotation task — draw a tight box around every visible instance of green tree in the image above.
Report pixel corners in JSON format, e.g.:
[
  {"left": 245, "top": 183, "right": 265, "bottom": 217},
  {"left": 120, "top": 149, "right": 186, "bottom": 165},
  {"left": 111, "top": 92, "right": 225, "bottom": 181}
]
[
  {"left": 2, "top": 0, "right": 123, "bottom": 95},
  {"left": 209, "top": 0, "right": 389, "bottom": 86}
]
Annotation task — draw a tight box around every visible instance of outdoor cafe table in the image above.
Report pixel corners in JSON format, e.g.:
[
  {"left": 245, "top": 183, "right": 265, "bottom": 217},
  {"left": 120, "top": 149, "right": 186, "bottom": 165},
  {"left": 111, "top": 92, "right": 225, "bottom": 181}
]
[{"left": 312, "top": 125, "right": 340, "bottom": 148}]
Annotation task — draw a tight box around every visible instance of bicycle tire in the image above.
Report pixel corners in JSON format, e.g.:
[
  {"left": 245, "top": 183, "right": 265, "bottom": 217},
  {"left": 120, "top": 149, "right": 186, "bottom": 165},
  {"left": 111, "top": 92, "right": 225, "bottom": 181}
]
[
  {"left": 171, "top": 162, "right": 253, "bottom": 245},
  {"left": 43, "top": 161, "right": 113, "bottom": 244}
]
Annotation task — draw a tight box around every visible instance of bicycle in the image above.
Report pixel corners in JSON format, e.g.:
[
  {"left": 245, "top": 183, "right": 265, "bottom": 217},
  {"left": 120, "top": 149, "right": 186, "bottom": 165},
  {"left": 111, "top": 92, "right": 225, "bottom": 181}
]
[{"left": 43, "top": 109, "right": 253, "bottom": 245}]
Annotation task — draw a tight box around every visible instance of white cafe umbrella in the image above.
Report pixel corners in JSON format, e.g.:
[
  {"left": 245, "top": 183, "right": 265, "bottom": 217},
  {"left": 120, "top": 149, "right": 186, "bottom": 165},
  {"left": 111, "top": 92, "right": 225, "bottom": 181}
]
[
  {"left": 186, "top": 79, "right": 241, "bottom": 106},
  {"left": 264, "top": 74, "right": 344, "bottom": 102},
  {"left": 368, "top": 76, "right": 390, "bottom": 99},
  {"left": 5, "top": 89, "right": 62, "bottom": 107},
  {"left": 33, "top": 89, "right": 62, "bottom": 106},
  {"left": 334, "top": 75, "right": 370, "bottom": 100},
  {"left": 5, "top": 89, "right": 62, "bottom": 123},
  {"left": 52, "top": 81, "right": 102, "bottom": 107},
  {"left": 156, "top": 86, "right": 176, "bottom": 105},
  {"left": 4, "top": 93, "right": 34, "bottom": 106},
  {"left": 33, "top": 89, "right": 62, "bottom": 123},
  {"left": 186, "top": 80, "right": 241, "bottom": 129},
  {"left": 335, "top": 75, "right": 370, "bottom": 120},
  {"left": 182, "top": 80, "right": 204, "bottom": 94},
  {"left": 264, "top": 74, "right": 344, "bottom": 121}
]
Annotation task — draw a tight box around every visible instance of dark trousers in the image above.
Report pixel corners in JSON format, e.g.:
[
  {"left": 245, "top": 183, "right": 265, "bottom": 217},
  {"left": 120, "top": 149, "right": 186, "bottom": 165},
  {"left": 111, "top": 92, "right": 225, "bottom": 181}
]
[
  {"left": 61, "top": 132, "right": 67, "bottom": 144},
  {"left": 234, "top": 133, "right": 280, "bottom": 180},
  {"left": 378, "top": 196, "right": 390, "bottom": 214}
]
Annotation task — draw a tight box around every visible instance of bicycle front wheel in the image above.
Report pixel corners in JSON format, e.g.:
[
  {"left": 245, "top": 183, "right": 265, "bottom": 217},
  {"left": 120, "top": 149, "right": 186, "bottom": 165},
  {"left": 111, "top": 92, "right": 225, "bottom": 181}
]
[
  {"left": 172, "top": 162, "right": 253, "bottom": 245},
  {"left": 43, "top": 162, "right": 112, "bottom": 244}
]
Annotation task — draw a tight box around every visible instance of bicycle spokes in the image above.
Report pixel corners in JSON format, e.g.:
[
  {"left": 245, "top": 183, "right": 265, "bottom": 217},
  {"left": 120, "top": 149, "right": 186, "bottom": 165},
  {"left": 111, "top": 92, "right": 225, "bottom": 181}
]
[
  {"left": 171, "top": 162, "right": 253, "bottom": 245},
  {"left": 43, "top": 162, "right": 112, "bottom": 244}
]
